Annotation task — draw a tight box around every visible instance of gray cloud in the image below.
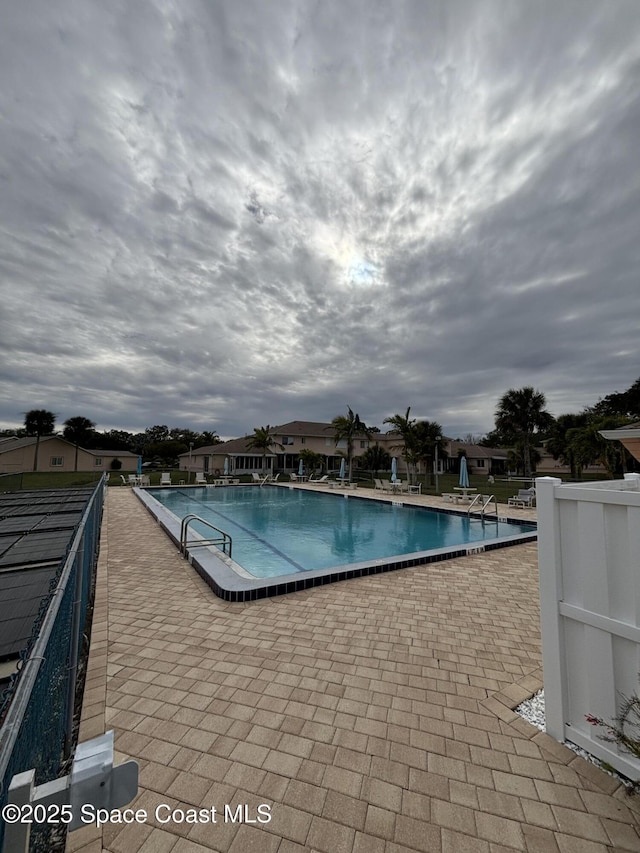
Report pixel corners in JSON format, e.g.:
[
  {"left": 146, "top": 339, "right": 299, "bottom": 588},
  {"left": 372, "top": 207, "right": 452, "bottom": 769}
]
[{"left": 1, "top": 0, "right": 639, "bottom": 439}]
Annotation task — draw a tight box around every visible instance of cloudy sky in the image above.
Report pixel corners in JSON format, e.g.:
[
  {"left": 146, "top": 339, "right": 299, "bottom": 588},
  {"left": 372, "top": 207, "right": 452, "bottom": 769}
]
[{"left": 1, "top": 1, "right": 639, "bottom": 440}]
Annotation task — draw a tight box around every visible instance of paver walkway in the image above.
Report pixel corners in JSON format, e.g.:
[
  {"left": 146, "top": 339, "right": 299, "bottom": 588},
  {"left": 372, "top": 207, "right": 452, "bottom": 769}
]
[{"left": 68, "top": 488, "right": 640, "bottom": 853}]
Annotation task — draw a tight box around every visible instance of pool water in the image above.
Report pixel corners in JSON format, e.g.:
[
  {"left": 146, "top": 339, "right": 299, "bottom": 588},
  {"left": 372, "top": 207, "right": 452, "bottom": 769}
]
[{"left": 147, "top": 487, "right": 535, "bottom": 579}]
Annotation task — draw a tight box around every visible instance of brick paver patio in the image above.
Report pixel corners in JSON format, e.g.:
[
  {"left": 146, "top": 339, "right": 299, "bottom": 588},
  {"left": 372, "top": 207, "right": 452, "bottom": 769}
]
[{"left": 67, "top": 488, "right": 640, "bottom": 852}]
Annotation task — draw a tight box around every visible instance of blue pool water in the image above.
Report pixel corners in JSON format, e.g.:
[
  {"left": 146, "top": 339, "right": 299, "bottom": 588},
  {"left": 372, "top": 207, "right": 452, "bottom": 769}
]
[{"left": 147, "top": 487, "right": 535, "bottom": 579}]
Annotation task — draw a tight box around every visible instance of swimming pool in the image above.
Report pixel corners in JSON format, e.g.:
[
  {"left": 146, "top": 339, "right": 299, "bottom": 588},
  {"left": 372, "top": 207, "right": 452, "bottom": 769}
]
[{"left": 137, "top": 486, "right": 537, "bottom": 601}]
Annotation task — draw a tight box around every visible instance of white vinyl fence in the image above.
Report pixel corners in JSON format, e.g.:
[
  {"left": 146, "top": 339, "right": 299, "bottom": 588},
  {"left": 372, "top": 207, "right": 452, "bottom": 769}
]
[{"left": 537, "top": 474, "right": 640, "bottom": 780}]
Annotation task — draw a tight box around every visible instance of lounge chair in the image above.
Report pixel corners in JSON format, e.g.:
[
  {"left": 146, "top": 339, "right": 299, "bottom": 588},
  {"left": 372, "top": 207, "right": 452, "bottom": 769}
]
[
  {"left": 308, "top": 475, "right": 329, "bottom": 485},
  {"left": 195, "top": 472, "right": 207, "bottom": 485},
  {"left": 160, "top": 472, "right": 172, "bottom": 486},
  {"left": 508, "top": 488, "right": 535, "bottom": 508},
  {"left": 374, "top": 478, "right": 384, "bottom": 491},
  {"left": 289, "top": 473, "right": 299, "bottom": 482},
  {"left": 252, "top": 473, "right": 262, "bottom": 483}
]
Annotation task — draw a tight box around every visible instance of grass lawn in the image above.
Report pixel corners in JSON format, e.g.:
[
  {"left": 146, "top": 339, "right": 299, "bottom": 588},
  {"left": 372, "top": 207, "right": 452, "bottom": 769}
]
[
  {"left": 354, "top": 470, "right": 610, "bottom": 502},
  {"left": 0, "top": 471, "right": 105, "bottom": 491}
]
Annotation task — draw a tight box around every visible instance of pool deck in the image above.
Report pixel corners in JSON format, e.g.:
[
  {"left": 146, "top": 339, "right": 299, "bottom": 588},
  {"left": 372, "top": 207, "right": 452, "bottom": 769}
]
[{"left": 67, "top": 487, "right": 640, "bottom": 853}]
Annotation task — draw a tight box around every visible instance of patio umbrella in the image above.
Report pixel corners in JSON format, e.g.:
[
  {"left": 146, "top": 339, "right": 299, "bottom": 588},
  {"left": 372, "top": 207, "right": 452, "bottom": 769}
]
[
  {"left": 459, "top": 456, "right": 469, "bottom": 488},
  {"left": 223, "top": 457, "right": 229, "bottom": 476},
  {"left": 339, "top": 457, "right": 346, "bottom": 480},
  {"left": 137, "top": 455, "right": 142, "bottom": 476},
  {"left": 298, "top": 458, "right": 304, "bottom": 476},
  {"left": 391, "top": 457, "right": 397, "bottom": 483}
]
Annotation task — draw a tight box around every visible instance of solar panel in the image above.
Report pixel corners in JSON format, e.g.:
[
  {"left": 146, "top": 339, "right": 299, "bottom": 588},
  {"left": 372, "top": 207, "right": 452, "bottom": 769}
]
[
  {"left": 0, "top": 515, "right": 47, "bottom": 535},
  {"left": 0, "top": 531, "right": 71, "bottom": 568},
  {"left": 0, "top": 565, "right": 58, "bottom": 657},
  {"left": 0, "top": 487, "right": 95, "bottom": 659}
]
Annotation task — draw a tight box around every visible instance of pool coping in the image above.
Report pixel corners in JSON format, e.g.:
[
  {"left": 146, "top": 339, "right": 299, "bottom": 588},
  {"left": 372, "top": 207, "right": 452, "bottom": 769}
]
[{"left": 134, "top": 486, "right": 537, "bottom": 602}]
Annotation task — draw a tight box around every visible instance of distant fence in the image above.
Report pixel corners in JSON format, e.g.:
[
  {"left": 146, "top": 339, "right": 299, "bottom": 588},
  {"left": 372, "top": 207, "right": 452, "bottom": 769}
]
[
  {"left": 0, "top": 473, "right": 23, "bottom": 493},
  {"left": 537, "top": 474, "right": 640, "bottom": 780},
  {"left": 0, "top": 471, "right": 104, "bottom": 493},
  {"left": 0, "top": 476, "right": 105, "bottom": 851}
]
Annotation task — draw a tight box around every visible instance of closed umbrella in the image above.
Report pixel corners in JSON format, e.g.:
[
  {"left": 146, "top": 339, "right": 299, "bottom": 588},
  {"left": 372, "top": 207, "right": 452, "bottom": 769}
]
[
  {"left": 298, "top": 458, "right": 304, "bottom": 477},
  {"left": 223, "top": 457, "right": 229, "bottom": 476},
  {"left": 339, "top": 458, "right": 346, "bottom": 480},
  {"left": 137, "top": 456, "right": 142, "bottom": 476},
  {"left": 391, "top": 457, "right": 398, "bottom": 483},
  {"left": 459, "top": 456, "right": 469, "bottom": 488}
]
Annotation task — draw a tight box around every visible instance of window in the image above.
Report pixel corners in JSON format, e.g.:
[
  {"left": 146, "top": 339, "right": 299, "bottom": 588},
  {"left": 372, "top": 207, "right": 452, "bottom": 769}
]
[
  {"left": 94, "top": 457, "right": 103, "bottom": 466},
  {"left": 360, "top": 440, "right": 369, "bottom": 449},
  {"left": 476, "top": 459, "right": 485, "bottom": 468},
  {"left": 50, "top": 457, "right": 64, "bottom": 467},
  {"left": 325, "top": 438, "right": 332, "bottom": 446},
  {"left": 282, "top": 437, "right": 294, "bottom": 446},
  {"left": 301, "top": 437, "right": 306, "bottom": 444}
]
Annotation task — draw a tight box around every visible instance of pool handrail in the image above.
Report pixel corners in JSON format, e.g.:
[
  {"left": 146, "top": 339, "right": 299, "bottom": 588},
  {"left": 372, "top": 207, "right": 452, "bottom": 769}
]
[
  {"left": 180, "top": 514, "right": 233, "bottom": 559},
  {"left": 467, "top": 494, "right": 498, "bottom": 518}
]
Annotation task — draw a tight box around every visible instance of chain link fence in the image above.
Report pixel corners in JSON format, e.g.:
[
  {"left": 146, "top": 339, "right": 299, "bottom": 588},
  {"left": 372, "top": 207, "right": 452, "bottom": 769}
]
[{"left": 0, "top": 476, "right": 105, "bottom": 851}]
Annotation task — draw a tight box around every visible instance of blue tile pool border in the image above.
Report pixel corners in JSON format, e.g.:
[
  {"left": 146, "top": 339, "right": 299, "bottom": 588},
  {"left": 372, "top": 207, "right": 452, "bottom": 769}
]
[{"left": 134, "top": 486, "right": 537, "bottom": 601}]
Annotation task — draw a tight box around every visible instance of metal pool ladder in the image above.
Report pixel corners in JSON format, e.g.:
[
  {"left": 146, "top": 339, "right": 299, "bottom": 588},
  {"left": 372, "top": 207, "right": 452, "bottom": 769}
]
[
  {"left": 467, "top": 494, "right": 498, "bottom": 518},
  {"left": 180, "top": 514, "right": 233, "bottom": 558}
]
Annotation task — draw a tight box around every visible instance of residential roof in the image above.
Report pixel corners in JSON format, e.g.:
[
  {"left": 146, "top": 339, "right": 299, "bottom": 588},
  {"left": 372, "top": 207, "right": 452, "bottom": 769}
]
[
  {"left": 600, "top": 422, "right": 640, "bottom": 439},
  {"left": 0, "top": 435, "right": 136, "bottom": 457},
  {"left": 180, "top": 436, "right": 276, "bottom": 457},
  {"left": 272, "top": 420, "right": 336, "bottom": 435},
  {"left": 446, "top": 441, "right": 509, "bottom": 460},
  {"left": 272, "top": 420, "right": 375, "bottom": 439},
  {"left": 0, "top": 435, "right": 59, "bottom": 452}
]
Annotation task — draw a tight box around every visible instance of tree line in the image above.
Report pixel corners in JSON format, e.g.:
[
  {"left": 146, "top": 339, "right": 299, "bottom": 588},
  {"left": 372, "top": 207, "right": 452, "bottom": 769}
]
[
  {"left": 6, "top": 375, "right": 640, "bottom": 476},
  {"left": 2, "top": 412, "right": 222, "bottom": 468},
  {"left": 485, "top": 378, "right": 640, "bottom": 478}
]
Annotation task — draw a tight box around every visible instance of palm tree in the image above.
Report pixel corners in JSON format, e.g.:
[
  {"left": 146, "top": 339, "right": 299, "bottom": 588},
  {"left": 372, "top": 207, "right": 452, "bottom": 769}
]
[
  {"left": 412, "top": 420, "right": 444, "bottom": 485},
  {"left": 383, "top": 407, "right": 418, "bottom": 483},
  {"left": 198, "top": 431, "right": 222, "bottom": 447},
  {"left": 494, "top": 387, "right": 553, "bottom": 478},
  {"left": 24, "top": 409, "right": 56, "bottom": 471},
  {"left": 298, "top": 448, "right": 324, "bottom": 475},
  {"left": 63, "top": 416, "right": 96, "bottom": 471},
  {"left": 359, "top": 444, "right": 392, "bottom": 480},
  {"left": 331, "top": 407, "right": 369, "bottom": 481},
  {"left": 546, "top": 412, "right": 589, "bottom": 480},
  {"left": 246, "top": 426, "right": 283, "bottom": 475},
  {"left": 568, "top": 414, "right": 631, "bottom": 479}
]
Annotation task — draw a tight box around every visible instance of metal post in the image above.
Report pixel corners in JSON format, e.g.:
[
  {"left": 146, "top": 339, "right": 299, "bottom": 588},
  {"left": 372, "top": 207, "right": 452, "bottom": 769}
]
[
  {"left": 434, "top": 438, "right": 440, "bottom": 495},
  {"left": 64, "top": 533, "right": 86, "bottom": 759}
]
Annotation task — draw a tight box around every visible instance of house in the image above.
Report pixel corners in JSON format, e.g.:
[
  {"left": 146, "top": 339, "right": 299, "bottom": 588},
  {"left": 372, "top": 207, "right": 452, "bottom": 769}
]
[
  {"left": 179, "top": 421, "right": 376, "bottom": 477},
  {"left": 599, "top": 421, "right": 640, "bottom": 465},
  {"left": 442, "top": 441, "right": 509, "bottom": 477},
  {"left": 178, "top": 436, "right": 278, "bottom": 478},
  {"left": 179, "top": 422, "right": 514, "bottom": 479},
  {"left": 0, "top": 435, "right": 138, "bottom": 474},
  {"left": 534, "top": 443, "right": 607, "bottom": 477}
]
